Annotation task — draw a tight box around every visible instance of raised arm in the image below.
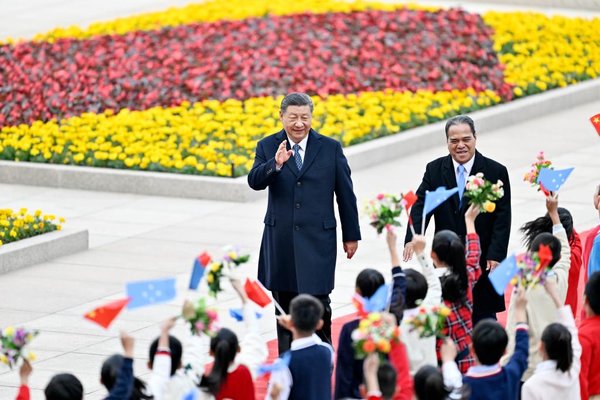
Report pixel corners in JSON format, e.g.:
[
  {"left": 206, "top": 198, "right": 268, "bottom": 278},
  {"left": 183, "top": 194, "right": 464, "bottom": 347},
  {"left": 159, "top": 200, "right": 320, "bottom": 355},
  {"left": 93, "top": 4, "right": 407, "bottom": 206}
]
[
  {"left": 248, "top": 140, "right": 288, "bottom": 191},
  {"left": 404, "top": 165, "right": 433, "bottom": 261}
]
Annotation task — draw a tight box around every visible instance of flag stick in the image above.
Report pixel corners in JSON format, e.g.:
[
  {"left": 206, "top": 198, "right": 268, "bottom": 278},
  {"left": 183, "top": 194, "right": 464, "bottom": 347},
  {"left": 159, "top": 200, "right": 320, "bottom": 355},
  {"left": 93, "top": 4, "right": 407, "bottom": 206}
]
[
  {"left": 421, "top": 210, "right": 426, "bottom": 235},
  {"left": 410, "top": 222, "right": 416, "bottom": 238},
  {"left": 273, "top": 298, "right": 286, "bottom": 316}
]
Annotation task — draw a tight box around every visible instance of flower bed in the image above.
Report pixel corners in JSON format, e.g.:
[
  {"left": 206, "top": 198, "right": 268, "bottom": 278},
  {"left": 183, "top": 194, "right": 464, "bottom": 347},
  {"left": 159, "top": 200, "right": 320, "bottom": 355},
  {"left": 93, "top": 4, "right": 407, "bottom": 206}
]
[
  {"left": 0, "top": 1, "right": 598, "bottom": 177},
  {"left": 0, "top": 208, "right": 64, "bottom": 247}
]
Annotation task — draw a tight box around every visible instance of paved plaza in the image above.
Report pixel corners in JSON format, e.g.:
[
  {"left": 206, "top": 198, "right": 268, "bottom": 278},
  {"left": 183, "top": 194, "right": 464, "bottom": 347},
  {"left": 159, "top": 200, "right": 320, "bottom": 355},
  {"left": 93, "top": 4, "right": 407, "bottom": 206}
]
[{"left": 0, "top": 1, "right": 599, "bottom": 399}]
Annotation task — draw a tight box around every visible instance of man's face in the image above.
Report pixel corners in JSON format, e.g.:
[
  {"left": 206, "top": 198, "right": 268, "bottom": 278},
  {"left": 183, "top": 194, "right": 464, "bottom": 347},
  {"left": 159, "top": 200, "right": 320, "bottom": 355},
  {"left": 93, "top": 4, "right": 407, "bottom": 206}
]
[
  {"left": 447, "top": 123, "right": 476, "bottom": 164},
  {"left": 280, "top": 105, "right": 312, "bottom": 143}
]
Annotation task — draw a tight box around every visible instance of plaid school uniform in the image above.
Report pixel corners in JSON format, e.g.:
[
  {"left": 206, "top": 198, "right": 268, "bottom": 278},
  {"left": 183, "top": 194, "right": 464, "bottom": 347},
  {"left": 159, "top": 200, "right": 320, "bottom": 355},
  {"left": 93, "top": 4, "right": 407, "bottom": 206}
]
[{"left": 437, "top": 233, "right": 482, "bottom": 373}]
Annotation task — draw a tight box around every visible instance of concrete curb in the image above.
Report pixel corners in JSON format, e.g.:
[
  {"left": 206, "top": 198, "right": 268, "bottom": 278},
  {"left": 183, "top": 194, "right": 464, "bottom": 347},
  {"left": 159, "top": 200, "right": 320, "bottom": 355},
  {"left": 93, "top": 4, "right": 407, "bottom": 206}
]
[
  {"left": 0, "top": 228, "right": 89, "bottom": 274},
  {"left": 0, "top": 79, "right": 598, "bottom": 202},
  {"left": 453, "top": 0, "right": 600, "bottom": 11}
]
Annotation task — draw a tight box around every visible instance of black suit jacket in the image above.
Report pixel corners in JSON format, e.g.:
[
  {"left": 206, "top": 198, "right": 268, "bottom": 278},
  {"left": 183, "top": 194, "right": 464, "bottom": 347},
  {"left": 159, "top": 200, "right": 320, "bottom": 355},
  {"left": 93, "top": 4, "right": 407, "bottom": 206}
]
[
  {"left": 405, "top": 151, "right": 511, "bottom": 314},
  {"left": 248, "top": 129, "right": 361, "bottom": 295}
]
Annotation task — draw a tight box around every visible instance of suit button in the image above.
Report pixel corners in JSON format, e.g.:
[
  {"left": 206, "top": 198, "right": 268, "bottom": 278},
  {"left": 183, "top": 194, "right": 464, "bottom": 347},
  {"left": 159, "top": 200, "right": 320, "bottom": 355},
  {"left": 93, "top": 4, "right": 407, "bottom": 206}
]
[
  {"left": 295, "top": 225, "right": 300, "bottom": 231},
  {"left": 295, "top": 203, "right": 301, "bottom": 209},
  {"left": 297, "top": 181, "right": 301, "bottom": 186}
]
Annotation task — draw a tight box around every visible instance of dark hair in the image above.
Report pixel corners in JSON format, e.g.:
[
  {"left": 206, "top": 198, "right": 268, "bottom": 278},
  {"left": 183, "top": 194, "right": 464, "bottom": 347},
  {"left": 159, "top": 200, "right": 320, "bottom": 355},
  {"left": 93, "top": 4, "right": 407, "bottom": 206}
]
[
  {"left": 149, "top": 335, "right": 183, "bottom": 376},
  {"left": 414, "top": 365, "right": 448, "bottom": 400},
  {"left": 585, "top": 272, "right": 600, "bottom": 315},
  {"left": 378, "top": 362, "right": 397, "bottom": 399},
  {"left": 199, "top": 328, "right": 239, "bottom": 395},
  {"left": 290, "top": 294, "right": 324, "bottom": 333},
  {"left": 520, "top": 207, "right": 575, "bottom": 247},
  {"left": 472, "top": 320, "right": 508, "bottom": 365},
  {"left": 280, "top": 92, "right": 314, "bottom": 113},
  {"left": 45, "top": 373, "right": 83, "bottom": 400},
  {"left": 405, "top": 269, "right": 428, "bottom": 309},
  {"left": 529, "top": 232, "right": 562, "bottom": 268},
  {"left": 445, "top": 115, "right": 476, "bottom": 139},
  {"left": 356, "top": 268, "right": 385, "bottom": 298},
  {"left": 541, "top": 323, "right": 573, "bottom": 372},
  {"left": 432, "top": 230, "right": 468, "bottom": 304},
  {"left": 101, "top": 354, "right": 153, "bottom": 399}
]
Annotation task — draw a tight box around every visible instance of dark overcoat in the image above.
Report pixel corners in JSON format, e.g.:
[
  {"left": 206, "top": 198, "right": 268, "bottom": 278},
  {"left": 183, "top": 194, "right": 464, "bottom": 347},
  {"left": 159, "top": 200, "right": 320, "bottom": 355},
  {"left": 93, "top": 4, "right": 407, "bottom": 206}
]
[{"left": 248, "top": 129, "right": 361, "bottom": 295}]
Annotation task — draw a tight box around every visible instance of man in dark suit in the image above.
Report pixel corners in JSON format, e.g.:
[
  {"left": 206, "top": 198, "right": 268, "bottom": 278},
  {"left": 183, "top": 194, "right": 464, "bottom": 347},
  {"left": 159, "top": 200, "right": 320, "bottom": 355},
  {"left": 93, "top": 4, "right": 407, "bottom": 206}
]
[
  {"left": 404, "top": 115, "right": 511, "bottom": 324},
  {"left": 248, "top": 92, "right": 361, "bottom": 354}
]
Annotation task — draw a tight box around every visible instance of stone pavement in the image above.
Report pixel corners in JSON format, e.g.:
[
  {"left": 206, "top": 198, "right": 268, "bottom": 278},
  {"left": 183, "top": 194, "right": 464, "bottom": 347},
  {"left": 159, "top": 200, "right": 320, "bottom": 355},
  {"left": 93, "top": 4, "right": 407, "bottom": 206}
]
[{"left": 0, "top": 1, "right": 599, "bottom": 399}]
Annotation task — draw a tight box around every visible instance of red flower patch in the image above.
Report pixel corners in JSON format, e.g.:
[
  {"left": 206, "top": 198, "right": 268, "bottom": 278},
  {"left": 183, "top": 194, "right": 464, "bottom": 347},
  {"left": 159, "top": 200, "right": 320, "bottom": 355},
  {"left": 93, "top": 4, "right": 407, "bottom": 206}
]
[{"left": 0, "top": 7, "right": 511, "bottom": 128}]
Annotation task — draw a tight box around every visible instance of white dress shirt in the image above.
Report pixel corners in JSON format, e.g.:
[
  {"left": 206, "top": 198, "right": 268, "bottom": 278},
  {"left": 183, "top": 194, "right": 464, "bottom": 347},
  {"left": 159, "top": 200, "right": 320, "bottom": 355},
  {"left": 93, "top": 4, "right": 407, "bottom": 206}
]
[
  {"left": 452, "top": 155, "right": 475, "bottom": 186},
  {"left": 287, "top": 134, "right": 308, "bottom": 163}
]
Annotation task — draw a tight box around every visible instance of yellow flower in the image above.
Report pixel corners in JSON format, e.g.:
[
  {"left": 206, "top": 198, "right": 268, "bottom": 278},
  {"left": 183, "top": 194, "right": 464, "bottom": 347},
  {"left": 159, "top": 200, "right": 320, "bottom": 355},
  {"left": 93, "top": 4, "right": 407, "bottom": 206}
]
[
  {"left": 0, "top": 354, "right": 8, "bottom": 365},
  {"left": 26, "top": 351, "right": 36, "bottom": 362},
  {"left": 368, "top": 313, "right": 381, "bottom": 322},
  {"left": 3, "top": 326, "right": 15, "bottom": 336},
  {"left": 483, "top": 201, "right": 496, "bottom": 213},
  {"left": 439, "top": 306, "right": 451, "bottom": 318},
  {"left": 210, "top": 262, "right": 221, "bottom": 272},
  {"left": 207, "top": 274, "right": 214, "bottom": 284}
]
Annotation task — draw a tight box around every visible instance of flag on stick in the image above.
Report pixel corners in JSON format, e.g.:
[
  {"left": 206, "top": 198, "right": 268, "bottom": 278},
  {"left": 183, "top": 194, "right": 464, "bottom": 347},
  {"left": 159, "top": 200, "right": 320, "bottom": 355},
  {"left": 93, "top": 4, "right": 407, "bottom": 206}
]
[
  {"left": 590, "top": 113, "right": 600, "bottom": 136},
  {"left": 84, "top": 298, "right": 130, "bottom": 329},
  {"left": 489, "top": 255, "right": 518, "bottom": 295},
  {"left": 422, "top": 187, "right": 459, "bottom": 234},
  {"left": 126, "top": 278, "right": 177, "bottom": 309},
  {"left": 538, "top": 167, "right": 574, "bottom": 192},
  {"left": 189, "top": 252, "right": 212, "bottom": 290}
]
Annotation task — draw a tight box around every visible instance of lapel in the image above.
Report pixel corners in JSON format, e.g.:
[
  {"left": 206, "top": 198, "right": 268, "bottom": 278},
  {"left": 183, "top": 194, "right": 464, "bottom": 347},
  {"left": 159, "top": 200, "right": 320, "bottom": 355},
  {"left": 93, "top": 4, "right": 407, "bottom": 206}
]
[
  {"left": 442, "top": 155, "right": 460, "bottom": 210},
  {"left": 297, "top": 129, "right": 322, "bottom": 179},
  {"left": 275, "top": 130, "right": 299, "bottom": 177}
]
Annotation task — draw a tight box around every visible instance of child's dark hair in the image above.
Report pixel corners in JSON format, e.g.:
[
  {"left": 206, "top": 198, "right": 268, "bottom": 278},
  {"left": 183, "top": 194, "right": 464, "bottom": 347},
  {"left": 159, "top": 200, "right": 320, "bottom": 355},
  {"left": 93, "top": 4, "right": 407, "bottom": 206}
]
[
  {"left": 378, "top": 362, "right": 397, "bottom": 399},
  {"left": 148, "top": 335, "right": 183, "bottom": 376},
  {"left": 529, "top": 232, "right": 561, "bottom": 267},
  {"left": 199, "top": 328, "right": 239, "bottom": 395},
  {"left": 472, "top": 320, "right": 508, "bottom": 365},
  {"left": 45, "top": 373, "right": 84, "bottom": 400},
  {"left": 541, "top": 323, "right": 573, "bottom": 373},
  {"left": 414, "top": 365, "right": 449, "bottom": 400},
  {"left": 520, "top": 207, "right": 574, "bottom": 246},
  {"left": 356, "top": 268, "right": 385, "bottom": 298},
  {"left": 405, "top": 269, "right": 428, "bottom": 309},
  {"left": 101, "top": 354, "right": 153, "bottom": 399},
  {"left": 290, "top": 294, "right": 324, "bottom": 333},
  {"left": 585, "top": 272, "right": 600, "bottom": 315},
  {"left": 432, "top": 230, "right": 468, "bottom": 304}
]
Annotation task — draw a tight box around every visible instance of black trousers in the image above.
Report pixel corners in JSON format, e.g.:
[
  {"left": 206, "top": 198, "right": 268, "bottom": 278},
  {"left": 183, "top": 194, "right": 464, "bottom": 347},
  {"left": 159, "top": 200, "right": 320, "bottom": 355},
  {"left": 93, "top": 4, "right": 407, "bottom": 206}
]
[{"left": 272, "top": 291, "right": 332, "bottom": 355}]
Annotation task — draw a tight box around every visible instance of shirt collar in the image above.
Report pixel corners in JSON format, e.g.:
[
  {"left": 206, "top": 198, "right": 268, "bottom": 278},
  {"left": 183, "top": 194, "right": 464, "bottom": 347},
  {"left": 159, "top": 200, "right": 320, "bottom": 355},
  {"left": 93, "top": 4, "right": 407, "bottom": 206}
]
[
  {"left": 287, "top": 133, "right": 309, "bottom": 152},
  {"left": 452, "top": 154, "right": 475, "bottom": 176},
  {"left": 466, "top": 363, "right": 502, "bottom": 378},
  {"left": 291, "top": 333, "right": 321, "bottom": 351}
]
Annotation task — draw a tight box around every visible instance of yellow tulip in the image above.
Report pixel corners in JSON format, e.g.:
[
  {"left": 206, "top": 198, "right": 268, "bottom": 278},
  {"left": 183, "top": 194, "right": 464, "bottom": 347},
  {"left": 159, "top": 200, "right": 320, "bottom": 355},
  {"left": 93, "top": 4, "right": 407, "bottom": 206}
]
[{"left": 483, "top": 201, "right": 496, "bottom": 213}]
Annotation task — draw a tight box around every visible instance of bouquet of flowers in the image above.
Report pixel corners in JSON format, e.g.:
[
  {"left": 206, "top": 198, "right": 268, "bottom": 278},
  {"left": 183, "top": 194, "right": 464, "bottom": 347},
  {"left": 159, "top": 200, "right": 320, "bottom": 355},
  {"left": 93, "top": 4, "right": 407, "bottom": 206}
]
[
  {"left": 351, "top": 312, "right": 401, "bottom": 360},
  {"left": 0, "top": 326, "right": 38, "bottom": 368},
  {"left": 364, "top": 193, "right": 404, "bottom": 234},
  {"left": 181, "top": 298, "right": 219, "bottom": 336},
  {"left": 464, "top": 172, "right": 504, "bottom": 213},
  {"left": 206, "top": 246, "right": 251, "bottom": 297},
  {"left": 523, "top": 151, "right": 552, "bottom": 191},
  {"left": 510, "top": 244, "right": 553, "bottom": 289},
  {"left": 405, "top": 304, "right": 451, "bottom": 338}
]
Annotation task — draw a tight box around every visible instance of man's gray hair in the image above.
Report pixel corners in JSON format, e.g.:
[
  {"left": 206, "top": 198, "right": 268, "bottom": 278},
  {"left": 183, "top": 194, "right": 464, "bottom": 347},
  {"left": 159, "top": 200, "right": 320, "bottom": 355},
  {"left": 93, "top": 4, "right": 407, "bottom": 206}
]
[
  {"left": 280, "top": 93, "right": 314, "bottom": 113},
  {"left": 445, "top": 115, "right": 476, "bottom": 139}
]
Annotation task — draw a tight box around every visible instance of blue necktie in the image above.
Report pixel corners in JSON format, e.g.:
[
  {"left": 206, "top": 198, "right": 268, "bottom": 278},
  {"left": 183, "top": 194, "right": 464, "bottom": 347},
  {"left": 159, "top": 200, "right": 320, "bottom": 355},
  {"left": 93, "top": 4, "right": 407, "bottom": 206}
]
[
  {"left": 293, "top": 144, "right": 303, "bottom": 170},
  {"left": 457, "top": 164, "right": 466, "bottom": 201}
]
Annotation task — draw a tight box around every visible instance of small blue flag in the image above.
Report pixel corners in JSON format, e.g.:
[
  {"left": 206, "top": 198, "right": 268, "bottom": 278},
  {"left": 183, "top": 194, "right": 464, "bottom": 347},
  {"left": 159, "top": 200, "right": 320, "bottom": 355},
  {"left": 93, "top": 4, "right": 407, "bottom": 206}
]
[
  {"left": 257, "top": 352, "right": 292, "bottom": 377},
  {"left": 229, "top": 308, "right": 263, "bottom": 322},
  {"left": 489, "top": 254, "right": 518, "bottom": 295},
  {"left": 423, "top": 186, "right": 460, "bottom": 216},
  {"left": 364, "top": 283, "right": 391, "bottom": 313},
  {"left": 126, "top": 278, "right": 177, "bottom": 309},
  {"left": 181, "top": 389, "right": 197, "bottom": 400},
  {"left": 189, "top": 252, "right": 211, "bottom": 290},
  {"left": 538, "top": 167, "right": 574, "bottom": 192}
]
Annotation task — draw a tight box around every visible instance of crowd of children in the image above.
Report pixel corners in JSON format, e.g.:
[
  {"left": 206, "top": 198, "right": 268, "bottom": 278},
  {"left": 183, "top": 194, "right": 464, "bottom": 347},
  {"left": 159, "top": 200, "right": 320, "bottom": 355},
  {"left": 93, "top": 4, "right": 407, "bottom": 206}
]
[{"left": 11, "top": 184, "right": 600, "bottom": 399}]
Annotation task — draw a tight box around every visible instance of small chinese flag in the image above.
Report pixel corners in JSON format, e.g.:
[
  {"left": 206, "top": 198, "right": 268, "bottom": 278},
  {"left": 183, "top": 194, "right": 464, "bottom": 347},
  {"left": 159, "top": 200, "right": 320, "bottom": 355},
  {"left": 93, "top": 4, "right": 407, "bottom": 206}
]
[
  {"left": 244, "top": 278, "right": 272, "bottom": 308},
  {"left": 84, "top": 298, "right": 130, "bottom": 329},
  {"left": 590, "top": 113, "right": 600, "bottom": 136},
  {"left": 402, "top": 190, "right": 418, "bottom": 209}
]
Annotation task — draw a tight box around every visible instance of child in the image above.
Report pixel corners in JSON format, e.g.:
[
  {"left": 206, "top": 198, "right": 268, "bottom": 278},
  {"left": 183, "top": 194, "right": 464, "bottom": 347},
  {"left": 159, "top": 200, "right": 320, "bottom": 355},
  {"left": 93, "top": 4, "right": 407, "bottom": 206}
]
[
  {"left": 520, "top": 205, "right": 582, "bottom": 315},
  {"left": 388, "top": 230, "right": 441, "bottom": 375},
  {"left": 579, "top": 271, "right": 600, "bottom": 399},
  {"left": 504, "top": 193, "right": 571, "bottom": 381},
  {"left": 412, "top": 339, "right": 465, "bottom": 400},
  {"left": 521, "top": 279, "right": 581, "bottom": 400},
  {"left": 268, "top": 294, "right": 334, "bottom": 399},
  {"left": 45, "top": 374, "right": 84, "bottom": 400},
  {"left": 362, "top": 353, "right": 397, "bottom": 400},
  {"left": 335, "top": 263, "right": 406, "bottom": 399},
  {"left": 196, "top": 277, "right": 268, "bottom": 399},
  {"left": 415, "top": 203, "right": 481, "bottom": 373},
  {"left": 585, "top": 185, "right": 600, "bottom": 278},
  {"left": 102, "top": 357, "right": 151, "bottom": 399},
  {"left": 463, "top": 286, "right": 529, "bottom": 400}
]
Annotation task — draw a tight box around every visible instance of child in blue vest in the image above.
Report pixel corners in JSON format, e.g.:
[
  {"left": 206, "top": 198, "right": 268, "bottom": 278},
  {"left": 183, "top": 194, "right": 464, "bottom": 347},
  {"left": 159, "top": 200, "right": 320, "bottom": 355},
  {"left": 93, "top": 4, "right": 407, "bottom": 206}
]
[
  {"left": 267, "top": 294, "right": 335, "bottom": 399},
  {"left": 463, "top": 286, "right": 529, "bottom": 400}
]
